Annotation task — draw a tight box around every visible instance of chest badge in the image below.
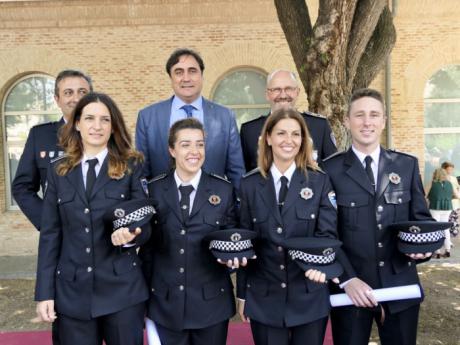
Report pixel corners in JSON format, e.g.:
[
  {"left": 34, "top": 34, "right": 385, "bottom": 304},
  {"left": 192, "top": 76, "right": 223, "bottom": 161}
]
[
  {"left": 300, "top": 187, "right": 314, "bottom": 201},
  {"left": 209, "top": 195, "right": 221, "bottom": 205},
  {"left": 40, "top": 151, "right": 46, "bottom": 159},
  {"left": 49, "top": 151, "right": 55, "bottom": 158},
  {"left": 389, "top": 172, "right": 401, "bottom": 185},
  {"left": 114, "top": 208, "right": 125, "bottom": 218}
]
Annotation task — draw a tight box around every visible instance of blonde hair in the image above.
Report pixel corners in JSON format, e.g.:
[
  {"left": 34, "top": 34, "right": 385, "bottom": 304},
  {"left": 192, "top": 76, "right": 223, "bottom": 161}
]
[
  {"left": 432, "top": 168, "right": 448, "bottom": 183},
  {"left": 257, "top": 108, "right": 318, "bottom": 178}
]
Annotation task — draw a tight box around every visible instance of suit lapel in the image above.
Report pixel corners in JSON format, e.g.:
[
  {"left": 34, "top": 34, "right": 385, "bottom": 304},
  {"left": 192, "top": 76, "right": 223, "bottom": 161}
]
[
  {"left": 158, "top": 98, "right": 174, "bottom": 159},
  {"left": 163, "top": 174, "right": 182, "bottom": 222},
  {"left": 189, "top": 173, "right": 212, "bottom": 219},
  {"left": 281, "top": 169, "right": 305, "bottom": 216},
  {"left": 258, "top": 173, "right": 283, "bottom": 225},
  {"left": 376, "top": 148, "right": 394, "bottom": 200},
  {"left": 65, "top": 163, "right": 88, "bottom": 205},
  {"left": 89, "top": 157, "right": 111, "bottom": 199},
  {"left": 344, "top": 149, "right": 375, "bottom": 196},
  {"left": 202, "top": 98, "right": 218, "bottom": 154}
]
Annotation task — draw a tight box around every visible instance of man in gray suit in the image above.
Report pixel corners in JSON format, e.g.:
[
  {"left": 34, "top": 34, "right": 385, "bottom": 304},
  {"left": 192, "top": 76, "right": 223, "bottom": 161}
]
[{"left": 135, "top": 48, "right": 245, "bottom": 187}]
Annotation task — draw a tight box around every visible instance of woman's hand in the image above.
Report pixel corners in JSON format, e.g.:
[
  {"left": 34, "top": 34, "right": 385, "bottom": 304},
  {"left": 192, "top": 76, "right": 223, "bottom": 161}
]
[
  {"left": 35, "top": 300, "right": 57, "bottom": 323},
  {"left": 238, "top": 299, "right": 250, "bottom": 323},
  {"left": 111, "top": 227, "right": 141, "bottom": 246},
  {"left": 305, "top": 269, "right": 327, "bottom": 283},
  {"left": 217, "top": 255, "right": 257, "bottom": 269}
]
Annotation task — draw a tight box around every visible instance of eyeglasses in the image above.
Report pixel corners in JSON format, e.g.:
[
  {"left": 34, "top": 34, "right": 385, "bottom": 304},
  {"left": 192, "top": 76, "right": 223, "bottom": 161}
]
[{"left": 266, "top": 86, "right": 299, "bottom": 95}]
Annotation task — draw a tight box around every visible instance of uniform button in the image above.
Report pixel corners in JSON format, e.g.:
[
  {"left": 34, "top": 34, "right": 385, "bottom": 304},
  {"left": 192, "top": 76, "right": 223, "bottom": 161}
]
[
  {"left": 84, "top": 208, "right": 90, "bottom": 214},
  {"left": 121, "top": 194, "right": 125, "bottom": 199},
  {"left": 276, "top": 227, "right": 283, "bottom": 234},
  {"left": 179, "top": 267, "right": 184, "bottom": 273},
  {"left": 252, "top": 218, "right": 257, "bottom": 222},
  {"left": 179, "top": 285, "right": 184, "bottom": 291},
  {"left": 154, "top": 220, "right": 158, "bottom": 224},
  {"left": 377, "top": 224, "right": 383, "bottom": 230},
  {"left": 133, "top": 262, "right": 137, "bottom": 266},
  {"left": 86, "top": 247, "right": 91, "bottom": 253},
  {"left": 216, "top": 221, "right": 220, "bottom": 225},
  {"left": 57, "top": 198, "right": 61, "bottom": 204},
  {"left": 281, "top": 283, "right": 287, "bottom": 288},
  {"left": 180, "top": 229, "right": 186, "bottom": 235},
  {"left": 87, "top": 266, "right": 92, "bottom": 272},
  {"left": 151, "top": 288, "right": 155, "bottom": 292},
  {"left": 379, "top": 261, "right": 384, "bottom": 267},
  {"left": 377, "top": 205, "right": 383, "bottom": 212},
  {"left": 179, "top": 248, "right": 185, "bottom": 254},
  {"left": 182, "top": 205, "right": 187, "bottom": 210},
  {"left": 398, "top": 198, "right": 402, "bottom": 203},
  {"left": 350, "top": 202, "right": 356, "bottom": 207},
  {"left": 408, "top": 262, "right": 412, "bottom": 266},
  {"left": 57, "top": 270, "right": 61, "bottom": 275},
  {"left": 377, "top": 242, "right": 383, "bottom": 248},
  {"left": 247, "top": 283, "right": 251, "bottom": 288},
  {"left": 310, "top": 214, "right": 315, "bottom": 219},
  {"left": 280, "top": 264, "right": 285, "bottom": 270},
  {"left": 220, "top": 288, "right": 225, "bottom": 292},
  {"left": 85, "top": 227, "right": 90, "bottom": 233},
  {"left": 277, "top": 246, "right": 283, "bottom": 252}
]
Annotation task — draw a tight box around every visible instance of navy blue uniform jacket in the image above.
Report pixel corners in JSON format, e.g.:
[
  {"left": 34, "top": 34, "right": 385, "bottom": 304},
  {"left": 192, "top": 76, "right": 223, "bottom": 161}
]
[
  {"left": 12, "top": 119, "right": 64, "bottom": 230},
  {"left": 237, "top": 168, "right": 338, "bottom": 327},
  {"left": 35, "top": 157, "right": 151, "bottom": 320},
  {"left": 145, "top": 172, "right": 237, "bottom": 331},
  {"left": 323, "top": 148, "right": 434, "bottom": 314}
]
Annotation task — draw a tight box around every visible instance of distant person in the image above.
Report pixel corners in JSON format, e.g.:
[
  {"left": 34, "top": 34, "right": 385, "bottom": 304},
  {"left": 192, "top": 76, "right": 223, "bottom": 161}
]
[
  {"left": 135, "top": 48, "right": 244, "bottom": 187},
  {"left": 427, "top": 168, "right": 456, "bottom": 258},
  {"left": 239, "top": 69, "right": 336, "bottom": 171},
  {"left": 441, "top": 161, "right": 460, "bottom": 209}
]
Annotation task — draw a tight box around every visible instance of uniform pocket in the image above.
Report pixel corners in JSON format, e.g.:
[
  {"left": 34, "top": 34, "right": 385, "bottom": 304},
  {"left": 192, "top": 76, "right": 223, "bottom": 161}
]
[
  {"left": 105, "top": 188, "right": 129, "bottom": 200},
  {"left": 113, "top": 254, "right": 140, "bottom": 275},
  {"left": 56, "top": 264, "right": 76, "bottom": 282},
  {"left": 247, "top": 277, "right": 269, "bottom": 297},
  {"left": 202, "top": 280, "right": 229, "bottom": 301}
]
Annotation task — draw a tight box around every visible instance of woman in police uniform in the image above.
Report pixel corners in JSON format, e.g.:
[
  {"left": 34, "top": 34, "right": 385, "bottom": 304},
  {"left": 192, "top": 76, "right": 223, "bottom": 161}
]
[
  {"left": 35, "top": 92, "right": 150, "bottom": 345},
  {"left": 237, "top": 108, "right": 338, "bottom": 345},
  {"left": 144, "top": 118, "right": 237, "bottom": 345}
]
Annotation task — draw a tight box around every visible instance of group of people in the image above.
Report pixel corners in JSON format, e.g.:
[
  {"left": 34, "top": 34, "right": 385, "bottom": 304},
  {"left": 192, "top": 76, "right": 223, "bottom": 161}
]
[
  {"left": 12, "top": 48, "right": 437, "bottom": 345},
  {"left": 426, "top": 161, "right": 460, "bottom": 258}
]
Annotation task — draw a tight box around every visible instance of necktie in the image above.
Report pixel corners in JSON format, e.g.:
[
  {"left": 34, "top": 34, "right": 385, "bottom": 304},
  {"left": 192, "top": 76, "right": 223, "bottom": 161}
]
[
  {"left": 181, "top": 105, "right": 195, "bottom": 118},
  {"left": 86, "top": 158, "right": 98, "bottom": 198},
  {"left": 179, "top": 185, "right": 194, "bottom": 222},
  {"left": 278, "top": 176, "right": 289, "bottom": 211},
  {"left": 365, "top": 156, "right": 376, "bottom": 188}
]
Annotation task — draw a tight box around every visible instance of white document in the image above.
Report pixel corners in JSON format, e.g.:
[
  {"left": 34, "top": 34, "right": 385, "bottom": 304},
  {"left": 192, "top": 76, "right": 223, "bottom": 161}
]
[
  {"left": 330, "top": 284, "right": 422, "bottom": 307},
  {"left": 146, "top": 318, "right": 162, "bottom": 345}
]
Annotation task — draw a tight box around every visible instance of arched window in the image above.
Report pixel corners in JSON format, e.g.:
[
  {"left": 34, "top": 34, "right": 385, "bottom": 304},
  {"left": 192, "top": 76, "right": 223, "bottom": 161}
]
[
  {"left": 3, "top": 74, "right": 60, "bottom": 208},
  {"left": 212, "top": 68, "right": 270, "bottom": 128},
  {"left": 423, "top": 65, "right": 460, "bottom": 185}
]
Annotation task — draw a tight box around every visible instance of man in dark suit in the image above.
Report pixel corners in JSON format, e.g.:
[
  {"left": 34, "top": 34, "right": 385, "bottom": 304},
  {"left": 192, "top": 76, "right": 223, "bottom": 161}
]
[
  {"left": 12, "top": 69, "right": 93, "bottom": 230},
  {"left": 323, "top": 88, "right": 434, "bottom": 345},
  {"left": 135, "top": 48, "right": 245, "bottom": 187},
  {"left": 239, "top": 69, "right": 336, "bottom": 171}
]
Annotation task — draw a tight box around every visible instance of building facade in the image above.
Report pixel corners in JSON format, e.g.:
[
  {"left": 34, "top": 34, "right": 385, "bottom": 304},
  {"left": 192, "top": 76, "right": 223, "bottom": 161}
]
[{"left": 1, "top": 0, "right": 459, "bottom": 255}]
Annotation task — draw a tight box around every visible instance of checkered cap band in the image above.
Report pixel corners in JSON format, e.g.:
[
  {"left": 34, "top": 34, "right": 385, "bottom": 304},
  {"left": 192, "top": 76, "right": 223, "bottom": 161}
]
[
  {"left": 398, "top": 230, "right": 445, "bottom": 243},
  {"left": 113, "top": 205, "right": 155, "bottom": 229},
  {"left": 288, "top": 250, "right": 335, "bottom": 265},
  {"left": 209, "top": 239, "right": 253, "bottom": 252}
]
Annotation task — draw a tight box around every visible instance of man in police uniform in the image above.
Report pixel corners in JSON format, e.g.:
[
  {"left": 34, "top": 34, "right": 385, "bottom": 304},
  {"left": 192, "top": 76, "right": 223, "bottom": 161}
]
[
  {"left": 323, "top": 88, "right": 434, "bottom": 345},
  {"left": 12, "top": 70, "right": 92, "bottom": 230},
  {"left": 239, "top": 69, "right": 336, "bottom": 170}
]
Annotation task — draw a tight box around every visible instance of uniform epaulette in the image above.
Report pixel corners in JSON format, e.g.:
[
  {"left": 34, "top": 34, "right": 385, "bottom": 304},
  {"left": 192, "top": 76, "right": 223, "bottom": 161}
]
[
  {"left": 149, "top": 173, "right": 168, "bottom": 184},
  {"left": 243, "top": 167, "right": 261, "bottom": 178},
  {"left": 389, "top": 149, "right": 417, "bottom": 159},
  {"left": 210, "top": 173, "right": 230, "bottom": 183},
  {"left": 34, "top": 120, "right": 60, "bottom": 128},
  {"left": 322, "top": 150, "right": 346, "bottom": 162},
  {"left": 50, "top": 154, "right": 67, "bottom": 164},
  {"left": 241, "top": 115, "right": 266, "bottom": 126},
  {"left": 303, "top": 111, "right": 327, "bottom": 119}
]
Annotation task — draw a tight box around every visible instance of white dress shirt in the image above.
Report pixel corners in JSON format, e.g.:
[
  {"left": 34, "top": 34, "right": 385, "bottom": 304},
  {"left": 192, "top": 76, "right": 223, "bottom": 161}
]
[
  {"left": 270, "top": 162, "right": 296, "bottom": 200},
  {"left": 352, "top": 145, "right": 380, "bottom": 189},
  {"left": 170, "top": 95, "right": 204, "bottom": 127},
  {"left": 81, "top": 148, "right": 108, "bottom": 188},
  {"left": 174, "top": 169, "right": 202, "bottom": 214}
]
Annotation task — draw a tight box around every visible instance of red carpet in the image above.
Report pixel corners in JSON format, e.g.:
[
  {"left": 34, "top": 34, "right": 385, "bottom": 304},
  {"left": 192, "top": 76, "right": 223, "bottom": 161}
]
[{"left": 0, "top": 322, "right": 333, "bottom": 345}]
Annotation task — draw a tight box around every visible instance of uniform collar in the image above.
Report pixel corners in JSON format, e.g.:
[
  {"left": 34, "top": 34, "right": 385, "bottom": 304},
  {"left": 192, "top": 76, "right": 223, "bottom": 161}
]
[
  {"left": 352, "top": 145, "right": 380, "bottom": 167},
  {"left": 82, "top": 147, "right": 108, "bottom": 165},
  {"left": 270, "top": 161, "right": 296, "bottom": 184},
  {"left": 174, "top": 169, "right": 202, "bottom": 190}
]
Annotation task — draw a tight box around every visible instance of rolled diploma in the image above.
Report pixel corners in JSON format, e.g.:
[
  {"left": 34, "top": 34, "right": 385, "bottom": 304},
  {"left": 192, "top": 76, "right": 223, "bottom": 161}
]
[
  {"left": 146, "top": 318, "right": 162, "bottom": 345},
  {"left": 330, "top": 284, "right": 422, "bottom": 307}
]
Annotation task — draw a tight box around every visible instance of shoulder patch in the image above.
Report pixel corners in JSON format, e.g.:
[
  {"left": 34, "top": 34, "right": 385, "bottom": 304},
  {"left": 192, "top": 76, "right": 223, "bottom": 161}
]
[
  {"left": 50, "top": 154, "right": 67, "bottom": 164},
  {"left": 149, "top": 173, "right": 167, "bottom": 183},
  {"left": 322, "top": 150, "right": 346, "bottom": 162},
  {"left": 243, "top": 167, "right": 261, "bottom": 178},
  {"left": 303, "top": 111, "right": 327, "bottom": 119},
  {"left": 210, "top": 173, "right": 230, "bottom": 183}
]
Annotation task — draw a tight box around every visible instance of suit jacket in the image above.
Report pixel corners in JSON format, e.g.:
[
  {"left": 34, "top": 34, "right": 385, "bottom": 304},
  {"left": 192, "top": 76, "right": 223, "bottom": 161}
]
[
  {"left": 12, "top": 119, "right": 64, "bottom": 230},
  {"left": 35, "top": 157, "right": 150, "bottom": 320},
  {"left": 236, "top": 168, "right": 338, "bottom": 327},
  {"left": 135, "top": 97, "right": 245, "bottom": 188},
  {"left": 240, "top": 112, "right": 337, "bottom": 172},
  {"left": 145, "top": 172, "right": 237, "bottom": 331},
  {"left": 323, "top": 147, "right": 434, "bottom": 313}
]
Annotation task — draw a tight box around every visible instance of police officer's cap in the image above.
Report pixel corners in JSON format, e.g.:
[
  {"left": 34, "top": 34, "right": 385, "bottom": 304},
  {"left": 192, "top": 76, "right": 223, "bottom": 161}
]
[
  {"left": 283, "top": 237, "right": 343, "bottom": 279},
  {"left": 389, "top": 220, "right": 450, "bottom": 254},
  {"left": 204, "top": 229, "right": 257, "bottom": 262},
  {"left": 103, "top": 199, "right": 156, "bottom": 233}
]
